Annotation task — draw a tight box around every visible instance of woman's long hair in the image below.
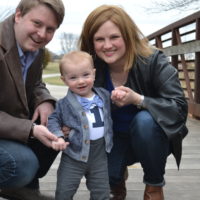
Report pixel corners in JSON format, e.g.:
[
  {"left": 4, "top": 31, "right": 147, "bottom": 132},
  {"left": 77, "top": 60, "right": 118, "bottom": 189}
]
[{"left": 78, "top": 5, "right": 153, "bottom": 71}]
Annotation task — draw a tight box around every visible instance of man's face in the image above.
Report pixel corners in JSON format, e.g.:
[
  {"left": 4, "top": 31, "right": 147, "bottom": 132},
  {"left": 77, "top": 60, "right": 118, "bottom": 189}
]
[{"left": 14, "top": 4, "right": 58, "bottom": 52}]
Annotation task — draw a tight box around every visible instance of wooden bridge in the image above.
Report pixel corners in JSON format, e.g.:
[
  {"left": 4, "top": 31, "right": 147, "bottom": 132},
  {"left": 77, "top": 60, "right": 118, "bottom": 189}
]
[
  {"left": 41, "top": 85, "right": 200, "bottom": 199},
  {"left": 1, "top": 11, "right": 200, "bottom": 200},
  {"left": 147, "top": 10, "right": 200, "bottom": 119},
  {"left": 40, "top": 11, "right": 200, "bottom": 199}
]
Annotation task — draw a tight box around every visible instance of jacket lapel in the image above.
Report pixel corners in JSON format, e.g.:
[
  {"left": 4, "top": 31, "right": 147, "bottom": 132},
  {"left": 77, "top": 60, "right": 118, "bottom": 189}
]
[
  {"left": 67, "top": 90, "right": 83, "bottom": 111},
  {"left": 4, "top": 47, "right": 28, "bottom": 110},
  {"left": 1, "top": 15, "right": 28, "bottom": 111}
]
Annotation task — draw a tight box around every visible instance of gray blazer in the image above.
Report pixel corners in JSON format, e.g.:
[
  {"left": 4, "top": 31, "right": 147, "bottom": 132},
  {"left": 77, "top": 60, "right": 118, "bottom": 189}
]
[{"left": 48, "top": 87, "right": 113, "bottom": 162}]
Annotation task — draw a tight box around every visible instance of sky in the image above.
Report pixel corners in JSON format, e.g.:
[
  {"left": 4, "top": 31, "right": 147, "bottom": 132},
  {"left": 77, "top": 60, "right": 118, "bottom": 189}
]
[{"left": 1, "top": 0, "right": 197, "bottom": 54}]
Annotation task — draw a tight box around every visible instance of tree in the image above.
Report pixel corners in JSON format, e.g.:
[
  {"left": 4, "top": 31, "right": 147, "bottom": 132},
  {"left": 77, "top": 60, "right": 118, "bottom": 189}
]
[
  {"left": 60, "top": 32, "right": 78, "bottom": 54},
  {"left": 43, "top": 48, "right": 52, "bottom": 69},
  {"left": 148, "top": 0, "right": 200, "bottom": 13}
]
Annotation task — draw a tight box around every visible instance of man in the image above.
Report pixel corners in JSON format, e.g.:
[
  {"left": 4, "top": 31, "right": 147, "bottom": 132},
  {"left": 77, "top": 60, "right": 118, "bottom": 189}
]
[{"left": 0, "top": 0, "right": 65, "bottom": 199}]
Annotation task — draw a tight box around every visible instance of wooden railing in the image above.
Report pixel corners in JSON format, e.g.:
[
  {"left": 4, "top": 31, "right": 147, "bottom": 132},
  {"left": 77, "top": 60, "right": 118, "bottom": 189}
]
[{"left": 147, "top": 11, "right": 200, "bottom": 119}]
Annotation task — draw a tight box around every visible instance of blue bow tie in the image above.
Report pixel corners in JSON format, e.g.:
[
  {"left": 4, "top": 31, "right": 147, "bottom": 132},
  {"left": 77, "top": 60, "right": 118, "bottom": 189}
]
[{"left": 79, "top": 95, "right": 103, "bottom": 111}]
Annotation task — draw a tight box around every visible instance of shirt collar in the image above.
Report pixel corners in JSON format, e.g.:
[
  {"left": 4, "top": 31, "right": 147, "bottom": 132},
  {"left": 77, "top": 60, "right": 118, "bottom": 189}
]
[{"left": 17, "top": 43, "right": 39, "bottom": 59}]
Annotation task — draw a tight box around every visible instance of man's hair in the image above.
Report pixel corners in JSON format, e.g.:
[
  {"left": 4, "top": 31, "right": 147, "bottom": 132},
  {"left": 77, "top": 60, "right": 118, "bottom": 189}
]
[
  {"left": 59, "top": 51, "right": 94, "bottom": 75},
  {"left": 16, "top": 0, "right": 65, "bottom": 27}
]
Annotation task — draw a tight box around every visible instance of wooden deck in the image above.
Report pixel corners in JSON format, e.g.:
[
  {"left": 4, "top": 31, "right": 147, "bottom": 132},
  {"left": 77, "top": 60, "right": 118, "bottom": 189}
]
[
  {"left": 40, "top": 85, "right": 200, "bottom": 199},
  {"left": 39, "top": 116, "right": 200, "bottom": 200},
  {"left": 1, "top": 84, "right": 200, "bottom": 199}
]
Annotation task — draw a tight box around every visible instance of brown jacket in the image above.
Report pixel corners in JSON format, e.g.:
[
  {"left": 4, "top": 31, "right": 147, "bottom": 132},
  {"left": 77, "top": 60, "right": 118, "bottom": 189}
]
[{"left": 0, "top": 15, "right": 56, "bottom": 142}]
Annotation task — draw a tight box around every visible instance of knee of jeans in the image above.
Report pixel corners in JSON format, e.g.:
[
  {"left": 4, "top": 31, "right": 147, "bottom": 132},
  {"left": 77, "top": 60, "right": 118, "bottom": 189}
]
[
  {"left": 130, "top": 111, "right": 157, "bottom": 139},
  {"left": 0, "top": 148, "right": 39, "bottom": 188},
  {"left": 15, "top": 152, "right": 39, "bottom": 187},
  {"left": 0, "top": 148, "right": 17, "bottom": 185}
]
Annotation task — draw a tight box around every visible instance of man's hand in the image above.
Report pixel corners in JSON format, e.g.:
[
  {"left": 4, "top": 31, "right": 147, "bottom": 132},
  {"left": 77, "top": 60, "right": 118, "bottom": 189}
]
[
  {"left": 52, "top": 137, "right": 69, "bottom": 151},
  {"left": 32, "top": 125, "right": 58, "bottom": 148},
  {"left": 32, "top": 101, "right": 54, "bottom": 126}
]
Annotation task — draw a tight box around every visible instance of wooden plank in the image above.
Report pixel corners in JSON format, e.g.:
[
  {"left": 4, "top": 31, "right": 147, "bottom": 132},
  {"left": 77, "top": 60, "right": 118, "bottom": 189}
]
[
  {"left": 162, "top": 40, "right": 200, "bottom": 56},
  {"left": 188, "top": 101, "right": 200, "bottom": 118}
]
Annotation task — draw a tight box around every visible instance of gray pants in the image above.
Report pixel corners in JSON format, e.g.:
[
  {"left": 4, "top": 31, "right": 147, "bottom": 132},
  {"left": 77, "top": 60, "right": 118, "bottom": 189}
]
[{"left": 56, "top": 138, "right": 110, "bottom": 200}]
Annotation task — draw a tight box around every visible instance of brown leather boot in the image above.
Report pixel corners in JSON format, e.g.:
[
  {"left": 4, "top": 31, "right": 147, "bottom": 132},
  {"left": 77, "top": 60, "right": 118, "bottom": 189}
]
[
  {"left": 144, "top": 185, "right": 164, "bottom": 200},
  {"left": 110, "top": 180, "right": 126, "bottom": 200},
  {"left": 110, "top": 168, "right": 128, "bottom": 200}
]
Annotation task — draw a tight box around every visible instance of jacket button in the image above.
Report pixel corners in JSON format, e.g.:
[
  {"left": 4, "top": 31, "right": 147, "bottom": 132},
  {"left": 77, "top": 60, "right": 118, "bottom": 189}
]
[
  {"left": 82, "top": 112, "right": 86, "bottom": 116},
  {"left": 81, "top": 156, "right": 87, "bottom": 161},
  {"left": 83, "top": 125, "right": 88, "bottom": 129},
  {"left": 85, "top": 140, "right": 90, "bottom": 144}
]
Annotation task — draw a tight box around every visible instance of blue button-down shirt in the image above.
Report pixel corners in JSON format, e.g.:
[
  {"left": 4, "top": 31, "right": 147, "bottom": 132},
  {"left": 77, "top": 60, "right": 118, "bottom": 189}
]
[{"left": 17, "top": 44, "right": 39, "bottom": 81}]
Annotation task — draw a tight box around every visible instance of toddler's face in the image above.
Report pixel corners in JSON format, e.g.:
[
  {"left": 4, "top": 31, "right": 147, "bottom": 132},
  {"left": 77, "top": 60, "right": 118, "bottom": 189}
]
[{"left": 61, "top": 59, "right": 95, "bottom": 98}]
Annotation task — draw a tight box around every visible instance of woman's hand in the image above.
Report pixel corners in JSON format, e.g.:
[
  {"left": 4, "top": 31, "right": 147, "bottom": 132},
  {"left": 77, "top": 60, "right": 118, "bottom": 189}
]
[{"left": 111, "top": 86, "right": 142, "bottom": 107}]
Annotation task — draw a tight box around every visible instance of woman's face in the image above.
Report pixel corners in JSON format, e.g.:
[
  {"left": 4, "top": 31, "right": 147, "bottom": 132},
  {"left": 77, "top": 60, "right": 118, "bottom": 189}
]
[{"left": 93, "top": 20, "right": 126, "bottom": 67}]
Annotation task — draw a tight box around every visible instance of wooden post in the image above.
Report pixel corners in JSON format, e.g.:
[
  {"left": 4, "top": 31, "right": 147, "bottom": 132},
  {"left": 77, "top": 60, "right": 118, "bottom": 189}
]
[{"left": 195, "top": 18, "right": 200, "bottom": 104}]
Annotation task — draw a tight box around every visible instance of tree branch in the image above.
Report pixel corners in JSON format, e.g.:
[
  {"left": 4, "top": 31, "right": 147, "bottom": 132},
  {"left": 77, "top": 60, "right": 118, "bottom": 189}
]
[{"left": 146, "top": 0, "right": 200, "bottom": 13}]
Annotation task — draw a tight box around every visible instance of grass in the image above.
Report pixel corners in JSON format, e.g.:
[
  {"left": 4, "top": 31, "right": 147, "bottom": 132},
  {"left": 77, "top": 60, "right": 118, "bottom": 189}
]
[
  {"left": 43, "top": 76, "right": 64, "bottom": 86},
  {"left": 43, "top": 61, "right": 60, "bottom": 74},
  {"left": 43, "top": 61, "right": 65, "bottom": 86}
]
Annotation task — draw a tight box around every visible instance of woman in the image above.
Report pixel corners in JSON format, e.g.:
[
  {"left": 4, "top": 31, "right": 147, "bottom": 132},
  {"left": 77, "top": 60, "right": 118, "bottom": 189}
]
[{"left": 78, "top": 5, "right": 188, "bottom": 200}]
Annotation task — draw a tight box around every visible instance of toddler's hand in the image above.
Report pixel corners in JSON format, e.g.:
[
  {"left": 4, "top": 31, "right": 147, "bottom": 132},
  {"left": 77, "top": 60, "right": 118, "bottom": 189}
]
[{"left": 52, "top": 137, "right": 69, "bottom": 151}]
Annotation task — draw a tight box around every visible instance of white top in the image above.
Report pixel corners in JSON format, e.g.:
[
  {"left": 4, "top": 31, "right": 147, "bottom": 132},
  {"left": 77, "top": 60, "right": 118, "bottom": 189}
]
[{"left": 76, "top": 94, "right": 105, "bottom": 140}]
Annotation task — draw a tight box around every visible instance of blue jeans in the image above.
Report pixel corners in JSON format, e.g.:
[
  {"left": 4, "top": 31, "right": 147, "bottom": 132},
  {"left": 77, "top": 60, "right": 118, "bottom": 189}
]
[
  {"left": 0, "top": 139, "right": 58, "bottom": 189},
  {"left": 108, "top": 110, "right": 170, "bottom": 187}
]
